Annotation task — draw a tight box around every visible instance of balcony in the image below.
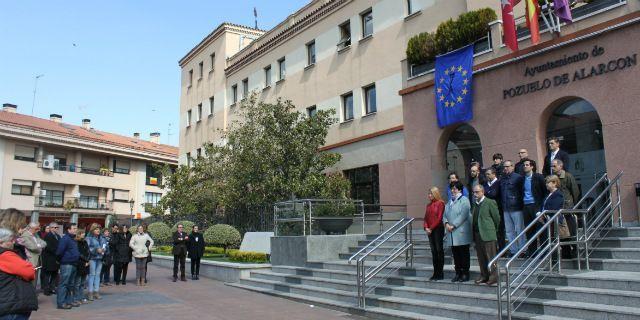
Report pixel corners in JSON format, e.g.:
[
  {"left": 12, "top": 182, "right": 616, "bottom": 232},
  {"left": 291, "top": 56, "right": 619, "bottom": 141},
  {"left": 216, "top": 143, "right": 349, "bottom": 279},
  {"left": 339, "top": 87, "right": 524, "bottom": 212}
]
[
  {"left": 36, "top": 162, "right": 114, "bottom": 177},
  {"left": 34, "top": 196, "right": 113, "bottom": 213}
]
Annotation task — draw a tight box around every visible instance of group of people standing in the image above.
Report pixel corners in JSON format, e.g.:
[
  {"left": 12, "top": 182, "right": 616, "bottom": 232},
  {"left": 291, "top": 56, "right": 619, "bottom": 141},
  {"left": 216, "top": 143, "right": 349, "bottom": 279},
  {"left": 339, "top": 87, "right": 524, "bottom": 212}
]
[{"left": 424, "top": 137, "right": 580, "bottom": 285}]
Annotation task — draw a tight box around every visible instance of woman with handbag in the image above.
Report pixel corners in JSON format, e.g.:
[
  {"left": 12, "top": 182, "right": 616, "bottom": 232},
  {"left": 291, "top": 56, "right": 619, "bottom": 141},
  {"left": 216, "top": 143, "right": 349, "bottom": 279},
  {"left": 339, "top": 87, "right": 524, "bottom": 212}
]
[
  {"left": 537, "top": 175, "right": 567, "bottom": 250},
  {"left": 144, "top": 239, "right": 152, "bottom": 284}
]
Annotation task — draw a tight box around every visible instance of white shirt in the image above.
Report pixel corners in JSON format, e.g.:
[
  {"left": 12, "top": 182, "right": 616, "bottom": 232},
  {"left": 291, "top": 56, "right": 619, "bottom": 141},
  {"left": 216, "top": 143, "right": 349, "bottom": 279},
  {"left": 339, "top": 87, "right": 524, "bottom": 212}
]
[{"left": 488, "top": 178, "right": 497, "bottom": 187}]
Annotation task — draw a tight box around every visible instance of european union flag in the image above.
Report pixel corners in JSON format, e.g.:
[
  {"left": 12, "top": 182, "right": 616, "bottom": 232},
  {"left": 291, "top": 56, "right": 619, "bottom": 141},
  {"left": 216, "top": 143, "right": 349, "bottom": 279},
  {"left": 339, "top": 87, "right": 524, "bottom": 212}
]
[{"left": 435, "top": 45, "right": 474, "bottom": 128}]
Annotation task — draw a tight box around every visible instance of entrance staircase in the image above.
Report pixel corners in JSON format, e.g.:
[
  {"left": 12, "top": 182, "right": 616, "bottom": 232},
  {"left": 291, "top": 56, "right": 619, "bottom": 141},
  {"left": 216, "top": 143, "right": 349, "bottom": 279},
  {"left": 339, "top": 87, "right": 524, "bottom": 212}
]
[
  {"left": 229, "top": 172, "right": 640, "bottom": 319},
  {"left": 229, "top": 228, "right": 640, "bottom": 319}
]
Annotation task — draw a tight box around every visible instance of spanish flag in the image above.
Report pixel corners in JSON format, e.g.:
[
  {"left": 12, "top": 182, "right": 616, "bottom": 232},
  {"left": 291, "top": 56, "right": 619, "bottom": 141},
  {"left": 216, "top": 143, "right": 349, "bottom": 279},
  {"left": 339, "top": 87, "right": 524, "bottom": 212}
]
[
  {"left": 525, "top": 0, "right": 541, "bottom": 45},
  {"left": 149, "top": 177, "right": 158, "bottom": 185}
]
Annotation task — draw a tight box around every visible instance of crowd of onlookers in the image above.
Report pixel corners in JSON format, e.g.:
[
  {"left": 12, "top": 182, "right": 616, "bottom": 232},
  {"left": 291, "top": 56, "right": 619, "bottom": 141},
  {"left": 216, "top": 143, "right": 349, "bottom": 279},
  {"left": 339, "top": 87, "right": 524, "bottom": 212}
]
[
  {"left": 424, "top": 137, "right": 580, "bottom": 285},
  {"left": 0, "top": 207, "right": 207, "bottom": 319}
]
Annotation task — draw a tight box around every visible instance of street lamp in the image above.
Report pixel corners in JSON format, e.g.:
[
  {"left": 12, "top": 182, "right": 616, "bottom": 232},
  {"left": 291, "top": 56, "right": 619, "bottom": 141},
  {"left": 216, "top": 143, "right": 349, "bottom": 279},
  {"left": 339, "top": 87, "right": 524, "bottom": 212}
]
[
  {"left": 32, "top": 74, "right": 44, "bottom": 115},
  {"left": 129, "top": 199, "right": 135, "bottom": 227}
]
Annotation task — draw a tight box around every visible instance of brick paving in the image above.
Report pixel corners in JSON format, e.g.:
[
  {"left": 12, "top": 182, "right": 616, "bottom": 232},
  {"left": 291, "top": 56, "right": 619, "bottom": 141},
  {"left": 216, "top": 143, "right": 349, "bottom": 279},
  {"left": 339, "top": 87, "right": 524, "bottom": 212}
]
[{"left": 31, "top": 264, "right": 363, "bottom": 320}]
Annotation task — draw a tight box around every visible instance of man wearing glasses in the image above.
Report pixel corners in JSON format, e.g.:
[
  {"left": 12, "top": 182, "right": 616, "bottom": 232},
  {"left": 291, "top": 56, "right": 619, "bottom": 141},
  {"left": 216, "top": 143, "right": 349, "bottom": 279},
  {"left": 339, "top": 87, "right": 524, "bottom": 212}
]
[
  {"left": 543, "top": 137, "right": 570, "bottom": 176},
  {"left": 514, "top": 149, "right": 529, "bottom": 176},
  {"left": 171, "top": 224, "right": 189, "bottom": 282},
  {"left": 42, "top": 222, "right": 61, "bottom": 296},
  {"left": 500, "top": 160, "right": 524, "bottom": 257}
]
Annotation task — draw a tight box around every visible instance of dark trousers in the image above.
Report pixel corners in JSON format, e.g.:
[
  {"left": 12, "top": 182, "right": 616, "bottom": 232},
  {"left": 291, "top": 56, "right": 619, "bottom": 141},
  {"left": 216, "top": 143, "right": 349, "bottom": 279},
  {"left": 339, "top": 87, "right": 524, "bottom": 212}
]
[
  {"left": 41, "top": 269, "right": 58, "bottom": 293},
  {"left": 497, "top": 209, "right": 507, "bottom": 251},
  {"left": 101, "top": 262, "right": 112, "bottom": 283},
  {"left": 427, "top": 226, "right": 445, "bottom": 277},
  {"left": 113, "top": 262, "right": 129, "bottom": 284},
  {"left": 191, "top": 257, "right": 201, "bottom": 276},
  {"left": 562, "top": 213, "right": 578, "bottom": 258},
  {"left": 523, "top": 203, "right": 540, "bottom": 255},
  {"left": 173, "top": 254, "right": 186, "bottom": 278},
  {"left": 451, "top": 245, "right": 470, "bottom": 275},
  {"left": 474, "top": 232, "right": 498, "bottom": 282}
]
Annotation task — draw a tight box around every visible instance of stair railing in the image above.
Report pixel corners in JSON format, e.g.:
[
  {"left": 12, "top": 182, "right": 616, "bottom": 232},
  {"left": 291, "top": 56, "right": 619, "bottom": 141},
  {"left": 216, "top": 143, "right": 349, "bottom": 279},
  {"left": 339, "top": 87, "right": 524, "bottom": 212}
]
[
  {"left": 490, "top": 171, "right": 622, "bottom": 319},
  {"left": 348, "top": 217, "right": 414, "bottom": 308}
]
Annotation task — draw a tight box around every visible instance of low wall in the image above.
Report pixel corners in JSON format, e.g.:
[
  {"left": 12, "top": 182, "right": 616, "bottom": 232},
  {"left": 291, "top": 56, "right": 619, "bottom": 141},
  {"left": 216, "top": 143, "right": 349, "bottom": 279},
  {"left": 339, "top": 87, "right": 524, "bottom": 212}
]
[
  {"left": 271, "top": 234, "right": 366, "bottom": 266},
  {"left": 151, "top": 254, "right": 270, "bottom": 283}
]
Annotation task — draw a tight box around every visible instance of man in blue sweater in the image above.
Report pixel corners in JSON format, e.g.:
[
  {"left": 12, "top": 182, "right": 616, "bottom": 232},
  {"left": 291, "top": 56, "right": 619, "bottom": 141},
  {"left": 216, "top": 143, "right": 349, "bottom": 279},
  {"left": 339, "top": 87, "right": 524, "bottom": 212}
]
[{"left": 56, "top": 223, "right": 79, "bottom": 310}]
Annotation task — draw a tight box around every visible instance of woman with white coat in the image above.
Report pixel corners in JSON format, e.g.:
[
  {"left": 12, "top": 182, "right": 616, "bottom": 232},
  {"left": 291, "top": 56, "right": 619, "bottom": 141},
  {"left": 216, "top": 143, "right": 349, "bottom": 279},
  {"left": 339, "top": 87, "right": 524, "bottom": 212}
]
[{"left": 129, "top": 225, "right": 154, "bottom": 286}]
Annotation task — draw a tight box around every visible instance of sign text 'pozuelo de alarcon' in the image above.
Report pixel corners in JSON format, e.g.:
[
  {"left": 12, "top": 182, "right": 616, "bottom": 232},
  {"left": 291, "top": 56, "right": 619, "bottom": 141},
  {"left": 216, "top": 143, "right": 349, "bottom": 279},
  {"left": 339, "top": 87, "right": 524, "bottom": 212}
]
[{"left": 502, "top": 45, "right": 637, "bottom": 100}]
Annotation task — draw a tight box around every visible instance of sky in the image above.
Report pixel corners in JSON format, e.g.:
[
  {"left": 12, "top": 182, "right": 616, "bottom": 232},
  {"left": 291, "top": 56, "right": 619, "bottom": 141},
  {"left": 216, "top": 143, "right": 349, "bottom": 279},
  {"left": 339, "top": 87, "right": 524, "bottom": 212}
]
[{"left": 0, "top": 0, "right": 309, "bottom": 146}]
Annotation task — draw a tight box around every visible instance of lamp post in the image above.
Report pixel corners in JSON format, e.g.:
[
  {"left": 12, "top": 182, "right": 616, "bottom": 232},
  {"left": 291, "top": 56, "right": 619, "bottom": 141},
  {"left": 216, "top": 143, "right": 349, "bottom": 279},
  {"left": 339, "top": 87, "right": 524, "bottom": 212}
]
[
  {"left": 129, "top": 199, "right": 135, "bottom": 227},
  {"left": 32, "top": 74, "right": 44, "bottom": 115}
]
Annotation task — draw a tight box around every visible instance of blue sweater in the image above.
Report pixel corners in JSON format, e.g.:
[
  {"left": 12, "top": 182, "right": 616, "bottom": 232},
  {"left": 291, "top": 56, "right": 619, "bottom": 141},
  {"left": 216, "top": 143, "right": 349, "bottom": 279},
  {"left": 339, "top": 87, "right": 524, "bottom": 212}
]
[{"left": 56, "top": 234, "right": 80, "bottom": 265}]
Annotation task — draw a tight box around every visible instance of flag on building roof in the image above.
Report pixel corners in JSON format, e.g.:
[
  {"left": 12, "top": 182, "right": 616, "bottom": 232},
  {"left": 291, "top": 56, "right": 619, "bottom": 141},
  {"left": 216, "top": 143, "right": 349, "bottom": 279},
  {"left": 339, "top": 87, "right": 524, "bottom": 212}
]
[
  {"left": 554, "top": 0, "right": 573, "bottom": 23},
  {"left": 525, "top": 0, "right": 541, "bottom": 44},
  {"left": 434, "top": 45, "right": 474, "bottom": 128},
  {"left": 501, "top": 0, "right": 519, "bottom": 51}
]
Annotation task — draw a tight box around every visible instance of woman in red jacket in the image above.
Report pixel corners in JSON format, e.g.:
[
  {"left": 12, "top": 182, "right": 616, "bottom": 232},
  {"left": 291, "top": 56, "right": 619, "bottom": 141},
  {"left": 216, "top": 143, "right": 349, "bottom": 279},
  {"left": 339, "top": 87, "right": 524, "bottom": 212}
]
[{"left": 424, "top": 187, "right": 445, "bottom": 281}]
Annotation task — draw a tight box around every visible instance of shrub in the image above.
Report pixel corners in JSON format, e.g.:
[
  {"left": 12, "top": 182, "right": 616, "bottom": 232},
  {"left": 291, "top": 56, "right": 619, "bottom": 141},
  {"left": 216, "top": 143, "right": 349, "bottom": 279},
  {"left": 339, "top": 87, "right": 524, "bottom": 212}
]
[
  {"left": 204, "top": 246, "right": 225, "bottom": 254},
  {"left": 172, "top": 220, "right": 195, "bottom": 233},
  {"left": 228, "top": 250, "right": 268, "bottom": 263},
  {"left": 147, "top": 222, "right": 172, "bottom": 244},
  {"left": 406, "top": 7, "right": 496, "bottom": 65},
  {"left": 204, "top": 224, "right": 241, "bottom": 255},
  {"left": 313, "top": 202, "right": 357, "bottom": 217}
]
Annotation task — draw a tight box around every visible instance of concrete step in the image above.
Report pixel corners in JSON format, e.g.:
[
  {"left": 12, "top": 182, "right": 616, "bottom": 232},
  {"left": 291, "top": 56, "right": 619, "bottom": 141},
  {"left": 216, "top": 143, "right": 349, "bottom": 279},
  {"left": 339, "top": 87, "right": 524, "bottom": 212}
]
[
  {"left": 591, "top": 237, "right": 640, "bottom": 248},
  {"left": 526, "top": 284, "right": 640, "bottom": 308},
  {"left": 600, "top": 227, "right": 640, "bottom": 238},
  {"left": 589, "top": 247, "right": 640, "bottom": 259},
  {"left": 541, "top": 270, "right": 640, "bottom": 291}
]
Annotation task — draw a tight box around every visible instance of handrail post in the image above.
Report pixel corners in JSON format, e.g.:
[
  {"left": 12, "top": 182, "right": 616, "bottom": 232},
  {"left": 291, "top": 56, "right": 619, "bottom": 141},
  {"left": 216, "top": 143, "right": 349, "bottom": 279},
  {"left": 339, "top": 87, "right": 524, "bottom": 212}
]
[
  {"left": 497, "top": 265, "right": 503, "bottom": 319},
  {"left": 379, "top": 206, "right": 383, "bottom": 234},
  {"left": 404, "top": 222, "right": 409, "bottom": 267},
  {"left": 616, "top": 179, "right": 623, "bottom": 227},
  {"left": 583, "top": 213, "right": 590, "bottom": 270},
  {"left": 356, "top": 260, "right": 362, "bottom": 307},
  {"left": 303, "top": 201, "right": 307, "bottom": 236},
  {"left": 410, "top": 222, "right": 414, "bottom": 268},
  {"left": 273, "top": 205, "right": 278, "bottom": 236},
  {"left": 548, "top": 226, "right": 553, "bottom": 272},
  {"left": 506, "top": 268, "right": 512, "bottom": 320},
  {"left": 556, "top": 216, "right": 562, "bottom": 274},
  {"left": 361, "top": 201, "right": 365, "bottom": 235},
  {"left": 361, "top": 260, "right": 366, "bottom": 308}
]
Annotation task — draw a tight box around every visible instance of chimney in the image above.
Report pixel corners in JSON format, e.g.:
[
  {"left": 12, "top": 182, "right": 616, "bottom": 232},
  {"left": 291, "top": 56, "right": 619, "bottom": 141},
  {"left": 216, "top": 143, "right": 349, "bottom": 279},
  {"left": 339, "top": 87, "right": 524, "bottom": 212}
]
[
  {"left": 150, "top": 132, "right": 160, "bottom": 144},
  {"left": 50, "top": 114, "right": 62, "bottom": 123},
  {"left": 133, "top": 132, "right": 140, "bottom": 139},
  {"left": 82, "top": 119, "right": 91, "bottom": 129},
  {"left": 2, "top": 103, "right": 17, "bottom": 113}
]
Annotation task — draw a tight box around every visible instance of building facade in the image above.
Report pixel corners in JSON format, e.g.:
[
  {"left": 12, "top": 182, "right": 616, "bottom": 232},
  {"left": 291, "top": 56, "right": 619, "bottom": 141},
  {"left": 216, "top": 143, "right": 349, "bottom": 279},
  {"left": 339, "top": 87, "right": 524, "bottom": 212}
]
[
  {"left": 0, "top": 104, "right": 178, "bottom": 228},
  {"left": 400, "top": 1, "right": 640, "bottom": 223},
  {"left": 179, "top": 0, "right": 490, "bottom": 206}
]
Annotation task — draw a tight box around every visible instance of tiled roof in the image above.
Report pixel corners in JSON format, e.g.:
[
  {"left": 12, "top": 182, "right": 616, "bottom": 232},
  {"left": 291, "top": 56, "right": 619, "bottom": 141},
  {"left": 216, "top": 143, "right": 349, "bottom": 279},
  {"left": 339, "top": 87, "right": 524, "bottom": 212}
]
[{"left": 0, "top": 111, "right": 178, "bottom": 159}]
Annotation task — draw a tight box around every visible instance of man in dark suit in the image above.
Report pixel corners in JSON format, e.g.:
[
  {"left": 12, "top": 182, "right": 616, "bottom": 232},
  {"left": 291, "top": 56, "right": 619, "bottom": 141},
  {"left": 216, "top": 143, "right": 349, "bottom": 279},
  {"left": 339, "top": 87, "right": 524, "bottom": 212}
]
[
  {"left": 521, "top": 159, "right": 547, "bottom": 256},
  {"left": 471, "top": 185, "right": 501, "bottom": 286},
  {"left": 467, "top": 163, "right": 486, "bottom": 203},
  {"left": 172, "top": 224, "right": 189, "bottom": 282},
  {"left": 543, "top": 137, "right": 570, "bottom": 176},
  {"left": 41, "top": 222, "right": 61, "bottom": 295},
  {"left": 483, "top": 168, "right": 504, "bottom": 250}
]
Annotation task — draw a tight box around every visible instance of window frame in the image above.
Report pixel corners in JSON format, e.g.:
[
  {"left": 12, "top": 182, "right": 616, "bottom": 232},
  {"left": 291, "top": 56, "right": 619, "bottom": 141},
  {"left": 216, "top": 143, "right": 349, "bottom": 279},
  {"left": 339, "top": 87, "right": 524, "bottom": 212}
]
[
  {"left": 338, "top": 20, "right": 352, "bottom": 49},
  {"left": 187, "top": 109, "right": 192, "bottom": 127},
  {"left": 342, "top": 92, "right": 354, "bottom": 122},
  {"left": 11, "top": 183, "right": 33, "bottom": 196},
  {"left": 112, "top": 189, "right": 130, "bottom": 202},
  {"left": 277, "top": 57, "right": 286, "bottom": 81},
  {"left": 242, "top": 78, "right": 249, "bottom": 99},
  {"left": 231, "top": 85, "right": 238, "bottom": 104},
  {"left": 363, "top": 84, "right": 377, "bottom": 115},
  {"left": 113, "top": 159, "right": 131, "bottom": 174},
  {"left": 197, "top": 103, "right": 202, "bottom": 122},
  {"left": 264, "top": 65, "right": 272, "bottom": 87},
  {"left": 198, "top": 61, "right": 203, "bottom": 79},
  {"left": 361, "top": 9, "right": 373, "bottom": 38},
  {"left": 208, "top": 96, "right": 214, "bottom": 117},
  {"left": 210, "top": 52, "right": 215, "bottom": 71},
  {"left": 306, "top": 41, "right": 316, "bottom": 66},
  {"left": 307, "top": 105, "right": 317, "bottom": 117},
  {"left": 145, "top": 192, "right": 162, "bottom": 209},
  {"left": 186, "top": 152, "right": 191, "bottom": 167},
  {"left": 14, "top": 145, "right": 36, "bottom": 162},
  {"left": 188, "top": 69, "right": 193, "bottom": 87}
]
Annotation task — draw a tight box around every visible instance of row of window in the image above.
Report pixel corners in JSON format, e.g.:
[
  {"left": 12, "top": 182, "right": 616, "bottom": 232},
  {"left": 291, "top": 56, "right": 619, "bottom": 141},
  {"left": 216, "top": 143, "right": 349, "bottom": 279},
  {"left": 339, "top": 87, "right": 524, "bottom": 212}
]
[
  {"left": 186, "top": 96, "right": 215, "bottom": 127},
  {"left": 339, "top": 84, "right": 377, "bottom": 121},
  {"left": 184, "top": 147, "right": 203, "bottom": 167},
  {"left": 188, "top": 52, "right": 216, "bottom": 88}
]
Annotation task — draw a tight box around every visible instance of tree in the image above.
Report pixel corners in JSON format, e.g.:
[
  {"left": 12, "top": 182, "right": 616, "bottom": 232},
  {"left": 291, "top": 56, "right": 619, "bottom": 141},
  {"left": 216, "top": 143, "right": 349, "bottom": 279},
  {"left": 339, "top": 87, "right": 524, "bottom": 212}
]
[{"left": 152, "top": 95, "right": 351, "bottom": 227}]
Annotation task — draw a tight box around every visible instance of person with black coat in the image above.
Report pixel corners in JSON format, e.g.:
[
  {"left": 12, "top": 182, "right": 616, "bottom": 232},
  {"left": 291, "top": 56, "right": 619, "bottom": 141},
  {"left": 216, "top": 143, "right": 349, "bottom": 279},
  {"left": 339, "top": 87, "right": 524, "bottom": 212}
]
[
  {"left": 537, "top": 175, "right": 565, "bottom": 250},
  {"left": 521, "top": 159, "right": 547, "bottom": 256},
  {"left": 484, "top": 168, "right": 505, "bottom": 251},
  {"left": 188, "top": 225, "right": 205, "bottom": 280},
  {"left": 41, "top": 222, "right": 61, "bottom": 296},
  {"left": 72, "top": 230, "right": 90, "bottom": 305},
  {"left": 172, "top": 224, "right": 189, "bottom": 282},
  {"left": 0, "top": 227, "right": 38, "bottom": 319},
  {"left": 467, "top": 163, "right": 486, "bottom": 203},
  {"left": 113, "top": 225, "right": 132, "bottom": 285},
  {"left": 543, "top": 137, "right": 570, "bottom": 176},
  {"left": 100, "top": 229, "right": 113, "bottom": 286}
]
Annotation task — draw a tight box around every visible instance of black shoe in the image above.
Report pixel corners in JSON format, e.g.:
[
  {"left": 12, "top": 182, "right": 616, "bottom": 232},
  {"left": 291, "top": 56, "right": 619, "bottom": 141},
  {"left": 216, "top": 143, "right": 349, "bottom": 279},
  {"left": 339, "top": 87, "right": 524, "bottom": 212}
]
[
  {"left": 115, "top": 282, "right": 120, "bottom": 286},
  {"left": 451, "top": 273, "right": 460, "bottom": 282},
  {"left": 459, "top": 273, "right": 470, "bottom": 282},
  {"left": 44, "top": 291, "right": 52, "bottom": 296},
  {"left": 144, "top": 278, "right": 148, "bottom": 284},
  {"left": 57, "top": 304, "right": 72, "bottom": 310},
  {"left": 122, "top": 281, "right": 126, "bottom": 285},
  {"left": 180, "top": 276, "right": 187, "bottom": 282},
  {"left": 196, "top": 275, "right": 199, "bottom": 280},
  {"left": 429, "top": 274, "right": 437, "bottom": 281},
  {"left": 51, "top": 289, "right": 57, "bottom": 295},
  {"left": 173, "top": 276, "right": 177, "bottom": 282},
  {"left": 191, "top": 275, "right": 195, "bottom": 280}
]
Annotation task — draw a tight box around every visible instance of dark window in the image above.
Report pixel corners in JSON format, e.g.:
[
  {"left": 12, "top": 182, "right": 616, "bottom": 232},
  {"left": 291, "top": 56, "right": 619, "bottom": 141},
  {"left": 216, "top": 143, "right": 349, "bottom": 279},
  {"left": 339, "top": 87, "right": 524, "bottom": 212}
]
[
  {"left": 145, "top": 192, "right": 162, "bottom": 209},
  {"left": 186, "top": 152, "right": 191, "bottom": 167},
  {"left": 307, "top": 41, "right": 316, "bottom": 65},
  {"left": 307, "top": 105, "right": 317, "bottom": 117},
  {"left": 278, "top": 58, "right": 286, "bottom": 80},
  {"left": 198, "top": 61, "right": 203, "bottom": 79},
  {"left": 11, "top": 182, "right": 33, "bottom": 196},
  {"left": 342, "top": 92, "right": 354, "bottom": 121},
  {"left": 39, "top": 190, "right": 64, "bottom": 207},
  {"left": 78, "top": 196, "right": 98, "bottom": 209},
  {"left": 407, "top": 0, "right": 413, "bottom": 15},
  {"left": 196, "top": 148, "right": 202, "bottom": 158},
  {"left": 210, "top": 53, "right": 215, "bottom": 70},
  {"left": 364, "top": 84, "right": 377, "bottom": 114},
  {"left": 242, "top": 78, "right": 249, "bottom": 98},
  {"left": 188, "top": 69, "right": 193, "bottom": 86},
  {"left": 113, "top": 159, "right": 130, "bottom": 174},
  {"left": 264, "top": 66, "right": 272, "bottom": 87},
  {"left": 232, "top": 85, "right": 238, "bottom": 104},
  {"left": 344, "top": 165, "right": 379, "bottom": 205},
  {"left": 187, "top": 110, "right": 192, "bottom": 127},
  {"left": 197, "top": 103, "right": 202, "bottom": 122},
  {"left": 209, "top": 96, "right": 214, "bottom": 116},
  {"left": 146, "top": 163, "right": 162, "bottom": 186},
  {"left": 361, "top": 9, "right": 373, "bottom": 38},
  {"left": 338, "top": 21, "right": 351, "bottom": 49},
  {"left": 14, "top": 145, "right": 36, "bottom": 162}
]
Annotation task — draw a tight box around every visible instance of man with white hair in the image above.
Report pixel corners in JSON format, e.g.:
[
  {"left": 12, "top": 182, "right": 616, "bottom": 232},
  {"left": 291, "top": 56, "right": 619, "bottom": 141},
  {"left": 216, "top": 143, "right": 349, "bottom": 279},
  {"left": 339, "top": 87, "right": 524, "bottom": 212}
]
[
  {"left": 42, "top": 222, "right": 61, "bottom": 295},
  {"left": 18, "top": 222, "right": 46, "bottom": 285}
]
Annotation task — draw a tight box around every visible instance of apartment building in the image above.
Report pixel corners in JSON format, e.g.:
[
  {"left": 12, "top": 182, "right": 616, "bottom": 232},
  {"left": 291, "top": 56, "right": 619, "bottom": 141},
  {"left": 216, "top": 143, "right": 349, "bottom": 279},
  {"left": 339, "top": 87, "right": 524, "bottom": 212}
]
[
  {"left": 0, "top": 103, "right": 178, "bottom": 228},
  {"left": 179, "top": 0, "right": 489, "bottom": 207}
]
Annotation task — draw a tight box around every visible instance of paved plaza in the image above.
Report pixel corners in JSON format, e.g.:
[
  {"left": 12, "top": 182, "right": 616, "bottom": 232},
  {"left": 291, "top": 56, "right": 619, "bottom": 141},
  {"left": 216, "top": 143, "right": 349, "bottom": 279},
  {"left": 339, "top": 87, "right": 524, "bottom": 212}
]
[{"left": 32, "top": 264, "right": 363, "bottom": 320}]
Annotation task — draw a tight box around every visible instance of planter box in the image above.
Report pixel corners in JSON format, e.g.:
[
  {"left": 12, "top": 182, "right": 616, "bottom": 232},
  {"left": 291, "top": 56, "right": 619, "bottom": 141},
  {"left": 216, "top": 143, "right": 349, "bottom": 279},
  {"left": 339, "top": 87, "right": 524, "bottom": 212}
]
[{"left": 150, "top": 254, "right": 270, "bottom": 283}]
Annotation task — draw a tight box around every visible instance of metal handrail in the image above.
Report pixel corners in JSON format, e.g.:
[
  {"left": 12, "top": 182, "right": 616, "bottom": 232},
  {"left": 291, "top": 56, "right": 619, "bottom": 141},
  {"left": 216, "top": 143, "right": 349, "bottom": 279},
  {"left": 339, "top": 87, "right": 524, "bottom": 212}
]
[
  {"left": 353, "top": 217, "right": 414, "bottom": 308},
  {"left": 491, "top": 171, "right": 623, "bottom": 319}
]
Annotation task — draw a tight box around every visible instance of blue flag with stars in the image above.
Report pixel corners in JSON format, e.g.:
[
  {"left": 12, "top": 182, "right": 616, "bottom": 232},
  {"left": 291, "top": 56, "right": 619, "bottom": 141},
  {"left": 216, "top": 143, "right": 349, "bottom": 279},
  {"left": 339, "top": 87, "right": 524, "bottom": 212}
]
[{"left": 435, "top": 45, "right": 474, "bottom": 128}]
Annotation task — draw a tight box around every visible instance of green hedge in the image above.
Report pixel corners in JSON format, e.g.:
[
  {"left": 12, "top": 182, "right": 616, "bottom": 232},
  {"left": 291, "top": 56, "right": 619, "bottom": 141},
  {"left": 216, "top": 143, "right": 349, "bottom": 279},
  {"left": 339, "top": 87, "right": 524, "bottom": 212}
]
[
  {"left": 406, "top": 7, "right": 496, "bottom": 65},
  {"left": 227, "top": 250, "right": 268, "bottom": 263},
  {"left": 147, "top": 222, "right": 172, "bottom": 244}
]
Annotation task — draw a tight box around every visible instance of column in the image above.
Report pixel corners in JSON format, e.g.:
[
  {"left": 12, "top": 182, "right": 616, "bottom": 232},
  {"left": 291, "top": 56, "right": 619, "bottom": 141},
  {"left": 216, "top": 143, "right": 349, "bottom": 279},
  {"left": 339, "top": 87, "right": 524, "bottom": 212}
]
[
  {"left": 36, "top": 145, "right": 44, "bottom": 163},
  {"left": 74, "top": 151, "right": 82, "bottom": 172},
  {"left": 30, "top": 211, "right": 39, "bottom": 224},
  {"left": 70, "top": 213, "right": 78, "bottom": 224}
]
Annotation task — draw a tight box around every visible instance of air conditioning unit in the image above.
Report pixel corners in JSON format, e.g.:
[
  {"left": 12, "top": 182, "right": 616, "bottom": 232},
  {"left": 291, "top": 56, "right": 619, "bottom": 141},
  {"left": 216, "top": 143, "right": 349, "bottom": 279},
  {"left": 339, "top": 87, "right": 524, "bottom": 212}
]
[
  {"left": 42, "top": 155, "right": 55, "bottom": 169},
  {"left": 39, "top": 190, "right": 47, "bottom": 196}
]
